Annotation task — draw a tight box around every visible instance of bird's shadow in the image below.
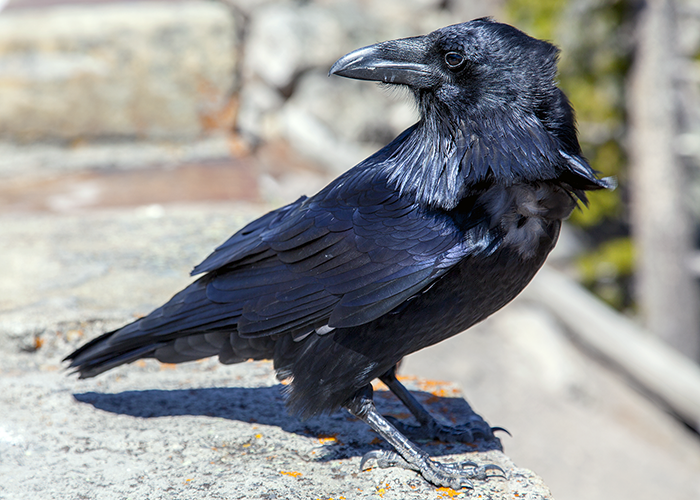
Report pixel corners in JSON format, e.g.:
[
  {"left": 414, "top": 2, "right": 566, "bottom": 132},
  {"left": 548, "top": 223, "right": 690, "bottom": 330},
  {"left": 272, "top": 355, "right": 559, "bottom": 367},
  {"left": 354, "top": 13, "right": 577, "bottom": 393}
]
[{"left": 74, "top": 384, "right": 501, "bottom": 459}]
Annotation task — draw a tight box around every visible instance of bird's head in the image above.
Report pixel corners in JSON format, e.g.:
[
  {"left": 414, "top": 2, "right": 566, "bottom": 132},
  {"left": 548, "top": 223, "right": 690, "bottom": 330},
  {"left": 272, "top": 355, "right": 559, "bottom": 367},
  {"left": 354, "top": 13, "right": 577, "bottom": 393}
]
[
  {"left": 330, "top": 18, "right": 612, "bottom": 209},
  {"left": 329, "top": 18, "right": 561, "bottom": 120}
]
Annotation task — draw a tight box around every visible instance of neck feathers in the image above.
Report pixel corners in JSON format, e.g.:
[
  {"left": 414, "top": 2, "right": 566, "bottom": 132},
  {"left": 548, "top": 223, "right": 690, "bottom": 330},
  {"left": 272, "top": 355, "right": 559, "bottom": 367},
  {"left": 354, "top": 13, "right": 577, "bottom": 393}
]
[{"left": 379, "top": 107, "right": 565, "bottom": 210}]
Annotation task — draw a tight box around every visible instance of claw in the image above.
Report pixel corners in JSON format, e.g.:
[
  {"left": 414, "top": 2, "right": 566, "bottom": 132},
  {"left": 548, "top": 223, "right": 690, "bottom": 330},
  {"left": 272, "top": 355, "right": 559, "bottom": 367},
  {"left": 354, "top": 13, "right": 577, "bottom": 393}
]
[
  {"left": 385, "top": 413, "right": 501, "bottom": 445},
  {"left": 459, "top": 479, "right": 474, "bottom": 490},
  {"left": 483, "top": 463, "right": 506, "bottom": 476},
  {"left": 491, "top": 426, "right": 512, "bottom": 437},
  {"left": 455, "top": 478, "right": 475, "bottom": 490},
  {"left": 360, "top": 450, "right": 385, "bottom": 471},
  {"left": 346, "top": 390, "right": 502, "bottom": 489}
]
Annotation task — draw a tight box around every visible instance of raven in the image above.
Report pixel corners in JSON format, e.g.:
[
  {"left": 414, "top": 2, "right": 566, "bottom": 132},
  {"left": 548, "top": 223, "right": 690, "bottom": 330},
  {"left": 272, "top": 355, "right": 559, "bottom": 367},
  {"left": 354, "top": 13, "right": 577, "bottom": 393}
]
[{"left": 65, "top": 18, "right": 611, "bottom": 489}]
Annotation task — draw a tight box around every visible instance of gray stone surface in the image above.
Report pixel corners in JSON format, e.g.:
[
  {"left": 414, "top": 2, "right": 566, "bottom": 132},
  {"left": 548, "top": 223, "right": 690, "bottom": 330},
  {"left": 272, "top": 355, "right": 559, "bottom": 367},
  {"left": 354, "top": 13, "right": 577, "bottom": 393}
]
[
  {"left": 2, "top": 203, "right": 700, "bottom": 500},
  {"left": 0, "top": 204, "right": 554, "bottom": 498},
  {"left": 243, "top": 2, "right": 348, "bottom": 90},
  {"left": 0, "top": 204, "right": 547, "bottom": 499},
  {"left": 0, "top": 1, "right": 238, "bottom": 141},
  {"left": 1, "top": 345, "right": 550, "bottom": 500},
  {"left": 0, "top": 136, "right": 233, "bottom": 179}
]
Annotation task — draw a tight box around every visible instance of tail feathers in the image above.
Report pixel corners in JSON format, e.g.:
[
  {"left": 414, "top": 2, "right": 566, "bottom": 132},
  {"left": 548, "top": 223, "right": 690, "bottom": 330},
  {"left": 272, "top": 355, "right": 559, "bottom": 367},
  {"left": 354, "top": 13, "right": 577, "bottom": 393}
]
[
  {"left": 64, "top": 276, "right": 242, "bottom": 377},
  {"left": 65, "top": 262, "right": 286, "bottom": 377},
  {"left": 63, "top": 320, "right": 163, "bottom": 378},
  {"left": 66, "top": 338, "right": 166, "bottom": 378},
  {"left": 64, "top": 319, "right": 237, "bottom": 378}
]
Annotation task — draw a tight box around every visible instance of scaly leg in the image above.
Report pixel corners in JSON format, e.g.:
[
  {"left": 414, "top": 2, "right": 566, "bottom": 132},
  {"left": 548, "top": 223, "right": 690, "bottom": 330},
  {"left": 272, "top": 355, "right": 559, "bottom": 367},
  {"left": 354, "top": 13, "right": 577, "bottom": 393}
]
[
  {"left": 380, "top": 366, "right": 507, "bottom": 444},
  {"left": 345, "top": 385, "right": 503, "bottom": 489}
]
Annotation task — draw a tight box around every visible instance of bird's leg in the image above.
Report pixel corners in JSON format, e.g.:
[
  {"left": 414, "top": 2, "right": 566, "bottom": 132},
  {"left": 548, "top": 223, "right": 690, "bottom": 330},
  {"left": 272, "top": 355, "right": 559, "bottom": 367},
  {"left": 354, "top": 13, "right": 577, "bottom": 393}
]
[
  {"left": 345, "top": 385, "right": 503, "bottom": 489},
  {"left": 379, "top": 366, "right": 504, "bottom": 444}
]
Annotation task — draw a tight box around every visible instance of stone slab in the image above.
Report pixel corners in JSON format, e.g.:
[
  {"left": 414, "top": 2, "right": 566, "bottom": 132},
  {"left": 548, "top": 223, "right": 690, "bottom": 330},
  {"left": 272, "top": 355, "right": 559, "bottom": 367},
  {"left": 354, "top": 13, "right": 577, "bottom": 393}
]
[
  {"left": 2, "top": 203, "right": 700, "bottom": 500},
  {"left": 1, "top": 329, "right": 551, "bottom": 499},
  {"left": 0, "top": 1, "right": 238, "bottom": 142}
]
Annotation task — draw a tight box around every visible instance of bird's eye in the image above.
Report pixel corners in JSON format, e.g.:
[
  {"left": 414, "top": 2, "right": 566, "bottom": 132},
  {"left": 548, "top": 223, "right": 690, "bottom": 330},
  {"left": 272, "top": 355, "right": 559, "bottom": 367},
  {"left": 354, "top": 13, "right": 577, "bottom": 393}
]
[{"left": 444, "top": 52, "right": 465, "bottom": 70}]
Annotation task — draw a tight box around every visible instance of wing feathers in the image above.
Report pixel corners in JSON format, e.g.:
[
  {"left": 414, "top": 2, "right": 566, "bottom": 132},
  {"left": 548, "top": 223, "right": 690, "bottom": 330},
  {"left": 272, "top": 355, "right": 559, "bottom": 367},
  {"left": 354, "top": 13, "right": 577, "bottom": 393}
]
[
  {"left": 98, "top": 184, "right": 484, "bottom": 348},
  {"left": 330, "top": 269, "right": 437, "bottom": 327},
  {"left": 195, "top": 191, "right": 480, "bottom": 338}
]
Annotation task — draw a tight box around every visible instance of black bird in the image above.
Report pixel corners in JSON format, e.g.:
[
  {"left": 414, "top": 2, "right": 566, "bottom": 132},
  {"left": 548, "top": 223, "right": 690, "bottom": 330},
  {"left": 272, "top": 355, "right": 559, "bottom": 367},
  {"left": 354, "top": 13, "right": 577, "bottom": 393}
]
[{"left": 65, "top": 18, "right": 612, "bottom": 489}]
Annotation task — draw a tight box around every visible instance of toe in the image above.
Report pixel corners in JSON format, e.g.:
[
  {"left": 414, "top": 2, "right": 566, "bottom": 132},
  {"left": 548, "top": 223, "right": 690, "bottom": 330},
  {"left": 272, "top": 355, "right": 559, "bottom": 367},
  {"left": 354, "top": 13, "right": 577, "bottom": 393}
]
[{"left": 359, "top": 450, "right": 386, "bottom": 471}]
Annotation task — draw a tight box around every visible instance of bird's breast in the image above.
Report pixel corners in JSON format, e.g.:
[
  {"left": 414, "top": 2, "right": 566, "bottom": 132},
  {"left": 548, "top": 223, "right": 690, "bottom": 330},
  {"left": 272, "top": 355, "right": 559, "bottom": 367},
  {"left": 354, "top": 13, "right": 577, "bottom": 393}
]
[{"left": 481, "top": 182, "right": 574, "bottom": 260}]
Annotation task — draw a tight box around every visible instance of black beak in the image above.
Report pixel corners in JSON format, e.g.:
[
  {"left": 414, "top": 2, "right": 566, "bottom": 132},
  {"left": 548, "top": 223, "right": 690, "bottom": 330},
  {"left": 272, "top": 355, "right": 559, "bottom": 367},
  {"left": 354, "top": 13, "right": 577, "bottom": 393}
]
[{"left": 329, "top": 36, "right": 434, "bottom": 88}]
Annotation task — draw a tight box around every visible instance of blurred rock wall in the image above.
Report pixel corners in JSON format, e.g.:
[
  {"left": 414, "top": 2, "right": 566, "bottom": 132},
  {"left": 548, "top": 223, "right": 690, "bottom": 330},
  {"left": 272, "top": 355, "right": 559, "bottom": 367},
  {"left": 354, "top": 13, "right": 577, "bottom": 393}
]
[
  {"left": 234, "top": 0, "right": 497, "bottom": 172},
  {"left": 0, "top": 2, "right": 238, "bottom": 141},
  {"left": 0, "top": 0, "right": 499, "bottom": 174}
]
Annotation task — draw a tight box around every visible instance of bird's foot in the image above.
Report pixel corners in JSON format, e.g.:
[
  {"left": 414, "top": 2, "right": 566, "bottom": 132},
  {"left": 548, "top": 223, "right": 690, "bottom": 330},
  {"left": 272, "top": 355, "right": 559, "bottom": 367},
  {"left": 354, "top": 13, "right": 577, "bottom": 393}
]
[
  {"left": 347, "top": 384, "right": 505, "bottom": 489},
  {"left": 385, "top": 414, "right": 505, "bottom": 444},
  {"left": 360, "top": 449, "right": 504, "bottom": 490}
]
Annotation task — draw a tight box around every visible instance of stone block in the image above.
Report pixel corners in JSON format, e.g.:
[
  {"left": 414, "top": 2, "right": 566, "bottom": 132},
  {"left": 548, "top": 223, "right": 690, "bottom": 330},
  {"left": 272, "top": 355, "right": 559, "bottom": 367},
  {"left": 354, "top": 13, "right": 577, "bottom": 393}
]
[{"left": 0, "top": 1, "right": 238, "bottom": 141}]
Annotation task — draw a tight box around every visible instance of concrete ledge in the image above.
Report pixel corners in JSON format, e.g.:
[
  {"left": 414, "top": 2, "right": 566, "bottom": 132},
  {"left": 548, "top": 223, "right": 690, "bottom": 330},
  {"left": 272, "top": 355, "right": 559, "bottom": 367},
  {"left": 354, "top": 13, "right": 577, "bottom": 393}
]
[
  {"left": 0, "top": 204, "right": 554, "bottom": 499},
  {"left": 1, "top": 342, "right": 552, "bottom": 499},
  {"left": 5, "top": 202, "right": 700, "bottom": 499}
]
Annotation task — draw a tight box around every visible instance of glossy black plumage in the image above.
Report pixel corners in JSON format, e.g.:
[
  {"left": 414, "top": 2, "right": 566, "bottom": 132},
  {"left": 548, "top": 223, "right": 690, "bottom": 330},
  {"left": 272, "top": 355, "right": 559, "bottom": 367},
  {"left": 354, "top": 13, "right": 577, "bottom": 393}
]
[{"left": 66, "top": 19, "right": 611, "bottom": 487}]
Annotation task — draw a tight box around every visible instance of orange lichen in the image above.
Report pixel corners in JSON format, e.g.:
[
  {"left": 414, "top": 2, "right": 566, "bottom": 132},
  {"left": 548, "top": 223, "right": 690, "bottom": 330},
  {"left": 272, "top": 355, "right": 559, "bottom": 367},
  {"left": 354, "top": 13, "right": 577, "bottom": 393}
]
[
  {"left": 416, "top": 379, "right": 461, "bottom": 398},
  {"left": 437, "top": 487, "right": 464, "bottom": 498},
  {"left": 371, "top": 380, "right": 388, "bottom": 391},
  {"left": 418, "top": 379, "right": 450, "bottom": 388},
  {"left": 279, "top": 471, "right": 302, "bottom": 478},
  {"left": 197, "top": 81, "right": 238, "bottom": 132},
  {"left": 318, "top": 433, "right": 339, "bottom": 445}
]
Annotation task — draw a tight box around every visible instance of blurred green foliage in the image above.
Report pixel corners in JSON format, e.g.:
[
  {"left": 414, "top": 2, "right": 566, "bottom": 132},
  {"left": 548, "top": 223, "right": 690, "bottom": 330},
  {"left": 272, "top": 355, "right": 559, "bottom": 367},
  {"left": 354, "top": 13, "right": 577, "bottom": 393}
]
[
  {"left": 505, "top": 0, "right": 634, "bottom": 308},
  {"left": 578, "top": 237, "right": 635, "bottom": 309},
  {"left": 505, "top": 0, "right": 567, "bottom": 40}
]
